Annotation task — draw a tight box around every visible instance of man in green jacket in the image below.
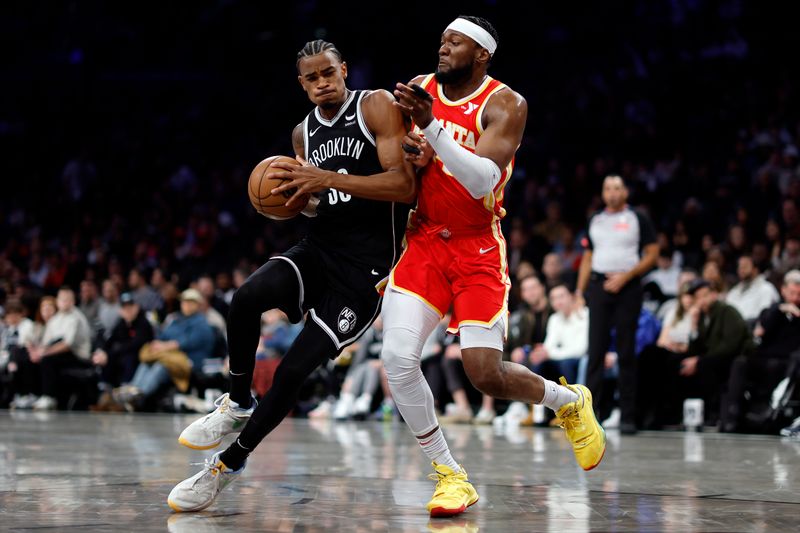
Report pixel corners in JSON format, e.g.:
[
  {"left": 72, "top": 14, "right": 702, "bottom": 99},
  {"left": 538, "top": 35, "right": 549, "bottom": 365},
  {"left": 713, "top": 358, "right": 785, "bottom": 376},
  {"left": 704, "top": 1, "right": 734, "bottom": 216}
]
[{"left": 639, "top": 278, "right": 753, "bottom": 428}]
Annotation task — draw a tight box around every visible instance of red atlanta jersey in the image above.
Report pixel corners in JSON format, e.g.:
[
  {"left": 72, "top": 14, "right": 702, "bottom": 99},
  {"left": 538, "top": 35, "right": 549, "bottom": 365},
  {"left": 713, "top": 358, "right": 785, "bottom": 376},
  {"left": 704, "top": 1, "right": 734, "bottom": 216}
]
[{"left": 412, "top": 73, "right": 514, "bottom": 230}]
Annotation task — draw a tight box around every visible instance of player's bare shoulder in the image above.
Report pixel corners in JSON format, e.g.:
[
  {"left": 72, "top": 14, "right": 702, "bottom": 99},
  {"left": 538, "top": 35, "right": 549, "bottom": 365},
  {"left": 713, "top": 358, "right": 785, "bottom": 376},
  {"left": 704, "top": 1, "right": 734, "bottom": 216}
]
[
  {"left": 361, "top": 89, "right": 404, "bottom": 133},
  {"left": 361, "top": 88, "right": 395, "bottom": 110},
  {"left": 482, "top": 85, "right": 527, "bottom": 134},
  {"left": 488, "top": 86, "right": 527, "bottom": 121}
]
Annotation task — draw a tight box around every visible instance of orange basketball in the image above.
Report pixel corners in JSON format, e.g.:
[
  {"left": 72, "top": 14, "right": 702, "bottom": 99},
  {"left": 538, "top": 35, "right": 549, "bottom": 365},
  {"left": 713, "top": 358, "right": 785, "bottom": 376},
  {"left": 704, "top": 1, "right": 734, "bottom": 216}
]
[{"left": 248, "top": 155, "right": 310, "bottom": 220}]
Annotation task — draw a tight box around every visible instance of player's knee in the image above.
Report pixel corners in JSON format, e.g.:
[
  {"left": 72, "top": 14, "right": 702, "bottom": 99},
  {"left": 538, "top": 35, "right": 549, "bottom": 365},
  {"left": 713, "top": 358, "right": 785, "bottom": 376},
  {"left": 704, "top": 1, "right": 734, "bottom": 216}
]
[
  {"left": 380, "top": 330, "right": 419, "bottom": 380},
  {"left": 472, "top": 373, "right": 503, "bottom": 397},
  {"left": 230, "top": 279, "right": 269, "bottom": 315},
  {"left": 463, "top": 357, "right": 503, "bottom": 396}
]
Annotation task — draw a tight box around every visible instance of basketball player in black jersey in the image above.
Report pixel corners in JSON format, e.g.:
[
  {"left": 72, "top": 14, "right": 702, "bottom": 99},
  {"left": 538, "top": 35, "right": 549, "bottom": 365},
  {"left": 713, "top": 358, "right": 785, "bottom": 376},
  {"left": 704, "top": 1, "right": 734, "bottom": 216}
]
[{"left": 168, "top": 40, "right": 416, "bottom": 512}]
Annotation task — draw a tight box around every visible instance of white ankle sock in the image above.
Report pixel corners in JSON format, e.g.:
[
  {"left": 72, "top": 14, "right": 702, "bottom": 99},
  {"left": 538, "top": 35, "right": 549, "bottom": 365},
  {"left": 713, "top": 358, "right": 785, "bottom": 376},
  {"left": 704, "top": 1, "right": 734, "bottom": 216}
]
[
  {"left": 540, "top": 379, "right": 579, "bottom": 412},
  {"left": 417, "top": 427, "right": 461, "bottom": 472}
]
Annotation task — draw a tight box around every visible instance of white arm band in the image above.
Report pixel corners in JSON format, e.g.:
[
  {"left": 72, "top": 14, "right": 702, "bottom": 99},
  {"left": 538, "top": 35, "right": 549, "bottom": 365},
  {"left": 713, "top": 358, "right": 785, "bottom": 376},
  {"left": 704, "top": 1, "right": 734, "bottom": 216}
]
[{"left": 421, "top": 119, "right": 501, "bottom": 199}]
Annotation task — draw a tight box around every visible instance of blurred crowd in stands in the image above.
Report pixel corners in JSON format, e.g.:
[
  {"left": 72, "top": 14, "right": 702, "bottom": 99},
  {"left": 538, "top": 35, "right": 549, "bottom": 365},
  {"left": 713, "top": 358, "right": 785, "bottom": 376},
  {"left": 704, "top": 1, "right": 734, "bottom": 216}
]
[{"left": 2, "top": 1, "right": 800, "bottom": 435}]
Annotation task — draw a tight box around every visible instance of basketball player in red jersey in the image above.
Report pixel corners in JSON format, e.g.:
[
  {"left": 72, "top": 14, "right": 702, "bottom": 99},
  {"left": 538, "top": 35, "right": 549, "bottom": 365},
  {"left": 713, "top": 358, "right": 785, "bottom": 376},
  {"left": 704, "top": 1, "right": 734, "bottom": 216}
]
[{"left": 381, "top": 16, "right": 607, "bottom": 517}]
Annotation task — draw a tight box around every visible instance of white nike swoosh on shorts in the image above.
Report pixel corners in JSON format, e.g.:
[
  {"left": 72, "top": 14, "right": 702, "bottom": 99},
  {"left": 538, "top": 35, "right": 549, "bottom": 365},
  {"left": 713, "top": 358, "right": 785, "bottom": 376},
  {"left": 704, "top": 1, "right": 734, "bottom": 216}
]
[{"left": 479, "top": 246, "right": 497, "bottom": 254}]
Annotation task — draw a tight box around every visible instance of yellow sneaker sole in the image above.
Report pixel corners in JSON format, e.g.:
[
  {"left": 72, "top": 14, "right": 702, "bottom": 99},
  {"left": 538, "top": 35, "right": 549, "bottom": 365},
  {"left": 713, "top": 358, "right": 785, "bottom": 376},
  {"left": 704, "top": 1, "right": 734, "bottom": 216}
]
[
  {"left": 428, "top": 494, "right": 479, "bottom": 517},
  {"left": 178, "top": 436, "right": 222, "bottom": 450}
]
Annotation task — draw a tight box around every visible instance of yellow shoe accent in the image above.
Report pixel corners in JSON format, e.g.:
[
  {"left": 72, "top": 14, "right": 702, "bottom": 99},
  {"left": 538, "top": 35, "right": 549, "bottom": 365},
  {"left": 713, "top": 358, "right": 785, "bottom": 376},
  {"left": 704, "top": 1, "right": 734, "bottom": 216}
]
[
  {"left": 178, "top": 435, "right": 221, "bottom": 450},
  {"left": 166, "top": 499, "right": 183, "bottom": 513},
  {"left": 556, "top": 376, "right": 606, "bottom": 471},
  {"left": 425, "top": 463, "right": 479, "bottom": 517}
]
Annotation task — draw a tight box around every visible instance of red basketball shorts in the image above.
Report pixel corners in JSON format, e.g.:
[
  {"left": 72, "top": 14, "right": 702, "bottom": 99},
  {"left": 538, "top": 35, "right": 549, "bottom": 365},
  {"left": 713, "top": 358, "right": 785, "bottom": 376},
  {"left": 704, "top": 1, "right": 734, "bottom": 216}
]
[{"left": 388, "top": 222, "right": 510, "bottom": 333}]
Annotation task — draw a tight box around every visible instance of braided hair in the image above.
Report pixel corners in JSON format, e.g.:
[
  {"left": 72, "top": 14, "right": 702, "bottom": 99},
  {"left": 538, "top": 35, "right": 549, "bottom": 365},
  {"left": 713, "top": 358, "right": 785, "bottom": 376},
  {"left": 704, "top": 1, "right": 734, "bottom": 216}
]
[{"left": 296, "top": 40, "right": 343, "bottom": 69}]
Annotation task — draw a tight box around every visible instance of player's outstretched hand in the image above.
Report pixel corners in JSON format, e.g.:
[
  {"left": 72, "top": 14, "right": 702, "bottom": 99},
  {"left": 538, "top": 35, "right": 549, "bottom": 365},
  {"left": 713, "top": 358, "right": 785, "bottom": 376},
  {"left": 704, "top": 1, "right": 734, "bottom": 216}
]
[
  {"left": 269, "top": 156, "right": 331, "bottom": 208},
  {"left": 393, "top": 83, "right": 434, "bottom": 128},
  {"left": 402, "top": 132, "right": 434, "bottom": 168}
]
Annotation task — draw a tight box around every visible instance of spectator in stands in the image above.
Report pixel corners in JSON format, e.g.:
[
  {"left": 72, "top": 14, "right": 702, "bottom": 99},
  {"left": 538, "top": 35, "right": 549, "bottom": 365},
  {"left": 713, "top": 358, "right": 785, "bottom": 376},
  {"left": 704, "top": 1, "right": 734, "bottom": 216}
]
[
  {"left": 27, "top": 287, "right": 93, "bottom": 410},
  {"left": 2, "top": 300, "right": 38, "bottom": 408},
  {"left": 639, "top": 279, "right": 752, "bottom": 428},
  {"left": 528, "top": 284, "right": 588, "bottom": 389},
  {"left": 8, "top": 296, "right": 55, "bottom": 408},
  {"left": 256, "top": 309, "right": 301, "bottom": 359},
  {"left": 552, "top": 225, "right": 582, "bottom": 273},
  {"left": 656, "top": 268, "right": 699, "bottom": 322},
  {"left": 721, "top": 224, "right": 748, "bottom": 268},
  {"left": 643, "top": 248, "right": 682, "bottom": 301},
  {"left": 118, "top": 288, "right": 214, "bottom": 410},
  {"left": 150, "top": 268, "right": 168, "bottom": 293},
  {"left": 157, "top": 282, "right": 180, "bottom": 324},
  {"left": 199, "top": 293, "right": 227, "bottom": 340},
  {"left": 637, "top": 282, "right": 695, "bottom": 427},
  {"left": 702, "top": 260, "right": 729, "bottom": 295},
  {"left": 92, "top": 292, "right": 153, "bottom": 387},
  {"left": 197, "top": 274, "right": 229, "bottom": 318},
  {"left": 773, "top": 236, "right": 800, "bottom": 278},
  {"left": 541, "top": 252, "right": 576, "bottom": 292},
  {"left": 128, "top": 268, "right": 162, "bottom": 312},
  {"left": 534, "top": 201, "right": 569, "bottom": 247},
  {"left": 97, "top": 279, "right": 121, "bottom": 341},
  {"left": 766, "top": 219, "right": 783, "bottom": 267},
  {"left": 725, "top": 255, "right": 780, "bottom": 324},
  {"left": 506, "top": 224, "right": 542, "bottom": 278},
  {"left": 32, "top": 296, "right": 55, "bottom": 345},
  {"left": 215, "top": 272, "right": 235, "bottom": 307},
  {"left": 721, "top": 270, "right": 800, "bottom": 432},
  {"left": 506, "top": 275, "right": 551, "bottom": 363},
  {"left": 79, "top": 279, "right": 101, "bottom": 342}
]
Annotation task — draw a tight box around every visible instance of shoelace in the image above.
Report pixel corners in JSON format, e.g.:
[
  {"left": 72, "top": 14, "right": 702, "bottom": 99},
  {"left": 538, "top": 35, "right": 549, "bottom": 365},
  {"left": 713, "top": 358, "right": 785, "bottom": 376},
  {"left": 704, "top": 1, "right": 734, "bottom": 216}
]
[
  {"left": 214, "top": 394, "right": 231, "bottom": 413},
  {"left": 559, "top": 405, "right": 594, "bottom": 448},
  {"left": 187, "top": 457, "right": 224, "bottom": 490},
  {"left": 199, "top": 395, "right": 231, "bottom": 425},
  {"left": 428, "top": 470, "right": 468, "bottom": 496},
  {"left": 559, "top": 408, "right": 581, "bottom": 430}
]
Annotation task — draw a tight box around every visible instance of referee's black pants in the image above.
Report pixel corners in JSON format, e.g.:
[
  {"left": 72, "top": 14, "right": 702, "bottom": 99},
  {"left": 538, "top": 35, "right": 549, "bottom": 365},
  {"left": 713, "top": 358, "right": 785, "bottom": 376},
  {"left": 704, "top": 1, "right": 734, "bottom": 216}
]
[{"left": 586, "top": 274, "right": 642, "bottom": 424}]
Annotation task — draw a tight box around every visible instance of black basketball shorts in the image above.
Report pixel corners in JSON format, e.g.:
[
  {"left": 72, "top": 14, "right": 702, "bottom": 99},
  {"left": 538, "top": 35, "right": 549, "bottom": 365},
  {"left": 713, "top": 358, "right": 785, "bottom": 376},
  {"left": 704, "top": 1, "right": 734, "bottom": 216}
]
[{"left": 269, "top": 239, "right": 383, "bottom": 354}]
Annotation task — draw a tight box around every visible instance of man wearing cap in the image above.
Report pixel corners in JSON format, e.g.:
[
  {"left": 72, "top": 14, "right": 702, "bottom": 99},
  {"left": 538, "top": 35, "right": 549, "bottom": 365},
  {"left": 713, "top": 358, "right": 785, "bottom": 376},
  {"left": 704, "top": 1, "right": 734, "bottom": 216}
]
[
  {"left": 92, "top": 292, "right": 154, "bottom": 387},
  {"left": 123, "top": 288, "right": 214, "bottom": 409},
  {"left": 384, "top": 15, "right": 605, "bottom": 516},
  {"left": 638, "top": 279, "right": 752, "bottom": 428}
]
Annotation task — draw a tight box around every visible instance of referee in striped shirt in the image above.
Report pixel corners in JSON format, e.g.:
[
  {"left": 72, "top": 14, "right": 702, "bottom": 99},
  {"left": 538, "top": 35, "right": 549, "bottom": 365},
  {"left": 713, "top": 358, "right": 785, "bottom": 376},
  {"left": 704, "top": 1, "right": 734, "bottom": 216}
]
[{"left": 576, "top": 175, "right": 659, "bottom": 434}]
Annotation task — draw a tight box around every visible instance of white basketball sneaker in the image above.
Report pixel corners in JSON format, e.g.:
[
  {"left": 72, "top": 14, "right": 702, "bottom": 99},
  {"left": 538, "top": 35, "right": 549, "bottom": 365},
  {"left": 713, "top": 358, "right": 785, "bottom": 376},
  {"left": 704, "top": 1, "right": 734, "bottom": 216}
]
[
  {"left": 167, "top": 452, "right": 244, "bottom": 512},
  {"left": 178, "top": 393, "right": 256, "bottom": 450}
]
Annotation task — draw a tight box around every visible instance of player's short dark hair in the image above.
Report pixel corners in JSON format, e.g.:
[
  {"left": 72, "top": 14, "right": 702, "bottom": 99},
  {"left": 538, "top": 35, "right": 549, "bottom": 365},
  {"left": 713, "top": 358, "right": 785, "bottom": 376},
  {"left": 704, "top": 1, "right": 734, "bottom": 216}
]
[
  {"left": 457, "top": 15, "right": 500, "bottom": 52},
  {"left": 296, "top": 40, "right": 343, "bottom": 68}
]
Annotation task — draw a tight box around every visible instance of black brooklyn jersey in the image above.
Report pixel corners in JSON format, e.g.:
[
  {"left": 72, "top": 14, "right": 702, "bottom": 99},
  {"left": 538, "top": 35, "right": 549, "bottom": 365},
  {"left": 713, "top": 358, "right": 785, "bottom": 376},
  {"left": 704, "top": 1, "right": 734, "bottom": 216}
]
[{"left": 302, "top": 90, "right": 409, "bottom": 270}]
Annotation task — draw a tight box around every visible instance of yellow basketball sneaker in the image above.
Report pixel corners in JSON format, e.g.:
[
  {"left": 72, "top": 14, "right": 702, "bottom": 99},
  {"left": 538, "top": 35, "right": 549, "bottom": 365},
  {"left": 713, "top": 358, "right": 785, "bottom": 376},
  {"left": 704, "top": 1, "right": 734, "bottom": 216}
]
[
  {"left": 425, "top": 463, "right": 479, "bottom": 517},
  {"left": 556, "top": 377, "right": 606, "bottom": 471}
]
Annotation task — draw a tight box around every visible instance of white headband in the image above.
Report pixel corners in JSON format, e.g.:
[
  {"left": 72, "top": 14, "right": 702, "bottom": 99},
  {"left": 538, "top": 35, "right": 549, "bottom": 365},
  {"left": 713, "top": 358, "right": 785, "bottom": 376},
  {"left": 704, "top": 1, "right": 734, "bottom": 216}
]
[{"left": 445, "top": 18, "right": 497, "bottom": 55}]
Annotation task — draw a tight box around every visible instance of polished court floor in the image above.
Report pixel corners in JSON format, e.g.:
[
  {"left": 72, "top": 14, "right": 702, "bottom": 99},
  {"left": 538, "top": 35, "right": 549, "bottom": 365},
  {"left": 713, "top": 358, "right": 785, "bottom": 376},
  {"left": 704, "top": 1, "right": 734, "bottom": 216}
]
[{"left": 1, "top": 411, "right": 799, "bottom": 532}]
